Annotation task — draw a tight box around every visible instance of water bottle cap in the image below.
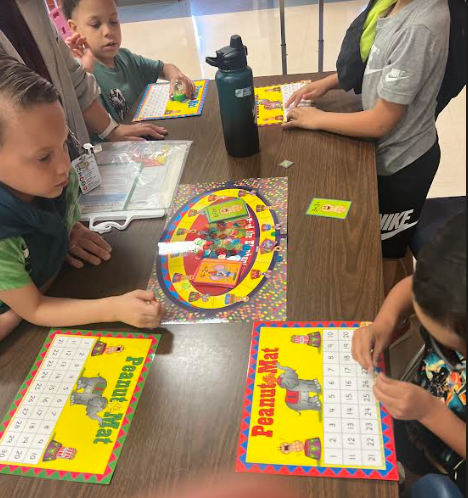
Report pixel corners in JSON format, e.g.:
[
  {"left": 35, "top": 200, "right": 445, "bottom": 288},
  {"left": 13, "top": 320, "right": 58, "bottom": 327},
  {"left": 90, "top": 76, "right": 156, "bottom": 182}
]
[{"left": 206, "top": 35, "right": 248, "bottom": 70}]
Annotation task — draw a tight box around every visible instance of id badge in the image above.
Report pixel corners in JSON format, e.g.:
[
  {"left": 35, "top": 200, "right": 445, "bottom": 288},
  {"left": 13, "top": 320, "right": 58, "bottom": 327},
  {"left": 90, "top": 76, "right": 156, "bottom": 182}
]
[{"left": 72, "top": 153, "right": 102, "bottom": 194}]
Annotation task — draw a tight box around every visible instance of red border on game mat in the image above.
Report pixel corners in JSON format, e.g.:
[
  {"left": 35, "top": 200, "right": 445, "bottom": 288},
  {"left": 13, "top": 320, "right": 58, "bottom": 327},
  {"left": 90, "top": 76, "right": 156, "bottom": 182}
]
[
  {"left": 236, "top": 321, "right": 400, "bottom": 482},
  {"left": 0, "top": 329, "right": 160, "bottom": 485}
]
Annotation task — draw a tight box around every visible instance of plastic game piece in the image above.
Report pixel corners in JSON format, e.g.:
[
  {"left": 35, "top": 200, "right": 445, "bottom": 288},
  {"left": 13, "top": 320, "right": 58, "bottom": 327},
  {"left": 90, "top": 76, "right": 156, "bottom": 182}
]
[{"left": 171, "top": 80, "right": 187, "bottom": 103}]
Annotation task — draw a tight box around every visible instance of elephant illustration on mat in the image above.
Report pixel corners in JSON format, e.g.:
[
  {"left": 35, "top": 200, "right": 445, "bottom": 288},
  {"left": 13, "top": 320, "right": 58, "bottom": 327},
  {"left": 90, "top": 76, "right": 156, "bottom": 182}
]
[
  {"left": 70, "top": 376, "right": 108, "bottom": 425},
  {"left": 275, "top": 364, "right": 322, "bottom": 414}
]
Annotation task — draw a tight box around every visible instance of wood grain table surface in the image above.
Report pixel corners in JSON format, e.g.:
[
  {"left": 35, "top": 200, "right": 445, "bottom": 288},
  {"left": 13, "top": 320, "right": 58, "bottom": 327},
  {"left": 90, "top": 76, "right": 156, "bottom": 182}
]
[{"left": 0, "top": 74, "right": 396, "bottom": 498}]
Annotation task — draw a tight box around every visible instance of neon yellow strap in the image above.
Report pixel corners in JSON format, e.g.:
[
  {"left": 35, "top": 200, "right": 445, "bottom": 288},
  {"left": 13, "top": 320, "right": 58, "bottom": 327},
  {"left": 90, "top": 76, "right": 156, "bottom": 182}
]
[{"left": 361, "top": 0, "right": 398, "bottom": 61}]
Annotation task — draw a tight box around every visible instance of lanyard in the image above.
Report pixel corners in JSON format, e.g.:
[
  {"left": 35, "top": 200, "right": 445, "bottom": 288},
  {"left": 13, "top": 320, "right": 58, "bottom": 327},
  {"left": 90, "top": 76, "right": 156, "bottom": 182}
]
[{"left": 67, "top": 130, "right": 84, "bottom": 162}]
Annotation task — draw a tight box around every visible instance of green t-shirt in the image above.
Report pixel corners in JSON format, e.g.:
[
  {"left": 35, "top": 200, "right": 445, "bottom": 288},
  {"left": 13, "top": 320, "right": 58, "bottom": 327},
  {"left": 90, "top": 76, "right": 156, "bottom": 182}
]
[
  {"left": 0, "top": 169, "right": 80, "bottom": 300},
  {"left": 93, "top": 48, "right": 164, "bottom": 122}
]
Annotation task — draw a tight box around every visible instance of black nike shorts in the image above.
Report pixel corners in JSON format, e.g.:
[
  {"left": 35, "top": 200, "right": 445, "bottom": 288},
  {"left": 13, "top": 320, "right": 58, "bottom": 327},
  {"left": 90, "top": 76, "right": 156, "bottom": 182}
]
[{"left": 379, "top": 140, "right": 441, "bottom": 259}]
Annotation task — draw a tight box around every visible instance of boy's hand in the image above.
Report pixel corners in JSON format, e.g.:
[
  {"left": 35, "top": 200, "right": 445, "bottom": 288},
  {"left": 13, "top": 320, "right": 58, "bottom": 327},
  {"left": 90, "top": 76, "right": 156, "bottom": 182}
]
[
  {"left": 283, "top": 107, "right": 325, "bottom": 131},
  {"left": 108, "top": 123, "right": 169, "bottom": 142},
  {"left": 170, "top": 73, "right": 196, "bottom": 99},
  {"left": 352, "top": 322, "right": 394, "bottom": 371},
  {"left": 286, "top": 79, "right": 332, "bottom": 108},
  {"left": 113, "top": 290, "right": 165, "bottom": 329},
  {"left": 67, "top": 223, "right": 112, "bottom": 269},
  {"left": 66, "top": 34, "right": 96, "bottom": 73},
  {"left": 374, "top": 373, "right": 438, "bottom": 422}
]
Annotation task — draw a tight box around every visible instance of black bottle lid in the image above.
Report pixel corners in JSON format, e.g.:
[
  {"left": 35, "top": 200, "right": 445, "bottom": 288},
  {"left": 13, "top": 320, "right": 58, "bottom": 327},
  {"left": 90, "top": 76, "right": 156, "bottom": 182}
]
[{"left": 206, "top": 35, "right": 248, "bottom": 70}]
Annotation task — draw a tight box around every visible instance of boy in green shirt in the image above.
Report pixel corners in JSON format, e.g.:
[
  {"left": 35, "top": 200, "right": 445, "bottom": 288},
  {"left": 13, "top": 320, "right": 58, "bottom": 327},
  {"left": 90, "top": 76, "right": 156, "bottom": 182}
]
[
  {"left": 0, "top": 56, "right": 164, "bottom": 341},
  {"left": 63, "top": 0, "right": 195, "bottom": 125}
]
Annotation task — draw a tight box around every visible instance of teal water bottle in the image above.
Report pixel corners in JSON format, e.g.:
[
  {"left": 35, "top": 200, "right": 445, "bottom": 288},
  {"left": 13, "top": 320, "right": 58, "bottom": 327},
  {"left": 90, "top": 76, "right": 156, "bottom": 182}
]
[{"left": 206, "top": 35, "right": 260, "bottom": 158}]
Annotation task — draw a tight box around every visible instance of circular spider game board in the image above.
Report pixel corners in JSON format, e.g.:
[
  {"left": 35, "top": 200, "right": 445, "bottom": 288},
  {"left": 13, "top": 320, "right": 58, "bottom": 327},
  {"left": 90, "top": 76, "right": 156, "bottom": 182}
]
[{"left": 152, "top": 179, "right": 288, "bottom": 323}]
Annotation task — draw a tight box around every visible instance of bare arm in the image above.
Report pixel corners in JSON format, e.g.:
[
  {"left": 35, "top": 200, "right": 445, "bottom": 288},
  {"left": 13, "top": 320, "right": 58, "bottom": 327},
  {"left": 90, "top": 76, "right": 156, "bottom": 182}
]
[
  {"left": 284, "top": 98, "right": 407, "bottom": 139},
  {"left": 422, "top": 401, "right": 467, "bottom": 460},
  {"left": 82, "top": 99, "right": 169, "bottom": 141},
  {"left": 353, "top": 277, "right": 415, "bottom": 369},
  {"left": 82, "top": 99, "right": 114, "bottom": 136},
  {"left": 374, "top": 276, "right": 415, "bottom": 331},
  {"left": 0, "top": 274, "right": 58, "bottom": 341},
  {"left": 0, "top": 284, "right": 164, "bottom": 329},
  {"left": 321, "top": 73, "right": 341, "bottom": 91},
  {"left": 375, "top": 374, "right": 467, "bottom": 460}
]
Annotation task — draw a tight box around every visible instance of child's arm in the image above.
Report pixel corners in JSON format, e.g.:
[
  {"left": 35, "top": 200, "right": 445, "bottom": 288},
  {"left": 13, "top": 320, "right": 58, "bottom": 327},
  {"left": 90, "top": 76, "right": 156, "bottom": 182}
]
[
  {"left": 353, "top": 277, "right": 415, "bottom": 370},
  {"left": 421, "top": 399, "right": 467, "bottom": 460},
  {"left": 283, "top": 98, "right": 406, "bottom": 139},
  {"left": 374, "top": 374, "right": 467, "bottom": 460},
  {"left": 286, "top": 27, "right": 438, "bottom": 139},
  {"left": 0, "top": 284, "right": 164, "bottom": 330},
  {"left": 0, "top": 310, "right": 22, "bottom": 342},
  {"left": 286, "top": 73, "right": 341, "bottom": 108},
  {"left": 0, "top": 274, "right": 58, "bottom": 341}
]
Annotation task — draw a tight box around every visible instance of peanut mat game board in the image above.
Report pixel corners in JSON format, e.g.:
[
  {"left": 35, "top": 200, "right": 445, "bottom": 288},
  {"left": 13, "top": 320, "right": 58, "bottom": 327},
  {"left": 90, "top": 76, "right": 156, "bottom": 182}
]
[
  {"left": 255, "top": 81, "right": 314, "bottom": 126},
  {"left": 133, "top": 80, "right": 209, "bottom": 122},
  {"left": 0, "top": 330, "right": 159, "bottom": 484},
  {"left": 148, "top": 178, "right": 288, "bottom": 324},
  {"left": 237, "top": 322, "right": 399, "bottom": 482}
]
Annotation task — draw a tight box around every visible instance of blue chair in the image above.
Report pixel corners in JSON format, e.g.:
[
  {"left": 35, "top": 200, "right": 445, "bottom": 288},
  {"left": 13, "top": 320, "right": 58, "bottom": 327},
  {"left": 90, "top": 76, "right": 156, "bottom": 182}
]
[
  {"left": 410, "top": 197, "right": 466, "bottom": 258},
  {"left": 405, "top": 475, "right": 463, "bottom": 498}
]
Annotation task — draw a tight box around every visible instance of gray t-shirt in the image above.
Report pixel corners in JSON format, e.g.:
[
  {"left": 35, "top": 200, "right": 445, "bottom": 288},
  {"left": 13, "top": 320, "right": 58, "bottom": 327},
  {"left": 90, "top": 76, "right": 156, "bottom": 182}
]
[{"left": 362, "top": 0, "right": 450, "bottom": 176}]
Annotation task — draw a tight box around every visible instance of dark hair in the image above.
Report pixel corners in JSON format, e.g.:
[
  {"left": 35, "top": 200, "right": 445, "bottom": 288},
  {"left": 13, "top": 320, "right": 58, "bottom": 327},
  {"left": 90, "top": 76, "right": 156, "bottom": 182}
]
[
  {"left": 63, "top": 0, "right": 118, "bottom": 20},
  {"left": 414, "top": 211, "right": 467, "bottom": 339},
  {"left": 62, "top": 0, "right": 81, "bottom": 20},
  {"left": 0, "top": 56, "right": 60, "bottom": 146}
]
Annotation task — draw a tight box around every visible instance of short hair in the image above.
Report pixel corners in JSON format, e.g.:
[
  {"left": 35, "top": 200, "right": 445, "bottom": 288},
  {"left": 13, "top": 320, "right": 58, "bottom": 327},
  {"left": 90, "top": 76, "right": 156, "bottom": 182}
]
[
  {"left": 414, "top": 211, "right": 467, "bottom": 339},
  {"left": 63, "top": 0, "right": 118, "bottom": 20},
  {"left": 62, "top": 0, "right": 81, "bottom": 20},
  {"left": 0, "top": 56, "right": 60, "bottom": 146}
]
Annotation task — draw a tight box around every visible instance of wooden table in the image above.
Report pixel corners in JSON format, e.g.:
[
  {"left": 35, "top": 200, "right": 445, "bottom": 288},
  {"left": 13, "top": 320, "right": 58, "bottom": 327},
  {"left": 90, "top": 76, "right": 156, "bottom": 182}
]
[{"left": 0, "top": 74, "right": 395, "bottom": 498}]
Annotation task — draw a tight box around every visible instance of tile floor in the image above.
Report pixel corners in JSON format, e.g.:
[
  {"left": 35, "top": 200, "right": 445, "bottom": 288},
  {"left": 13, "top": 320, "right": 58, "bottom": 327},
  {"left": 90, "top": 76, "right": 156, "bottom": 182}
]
[{"left": 120, "top": 0, "right": 466, "bottom": 198}]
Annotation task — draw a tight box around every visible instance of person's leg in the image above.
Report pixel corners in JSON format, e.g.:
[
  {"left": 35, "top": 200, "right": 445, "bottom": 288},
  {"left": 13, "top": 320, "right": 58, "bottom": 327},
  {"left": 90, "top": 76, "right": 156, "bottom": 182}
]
[{"left": 378, "top": 141, "right": 442, "bottom": 294}]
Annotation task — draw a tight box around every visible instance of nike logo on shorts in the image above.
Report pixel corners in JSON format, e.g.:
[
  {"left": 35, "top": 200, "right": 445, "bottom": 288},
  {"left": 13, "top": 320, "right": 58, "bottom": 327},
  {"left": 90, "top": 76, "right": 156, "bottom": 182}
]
[{"left": 381, "top": 210, "right": 418, "bottom": 240}]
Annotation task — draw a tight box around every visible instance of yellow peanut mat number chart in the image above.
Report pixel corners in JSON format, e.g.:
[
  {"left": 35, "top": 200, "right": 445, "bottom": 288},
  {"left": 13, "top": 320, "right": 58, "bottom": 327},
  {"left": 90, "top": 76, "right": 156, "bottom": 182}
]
[
  {"left": 0, "top": 330, "right": 160, "bottom": 484},
  {"left": 237, "top": 322, "right": 399, "bottom": 481}
]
